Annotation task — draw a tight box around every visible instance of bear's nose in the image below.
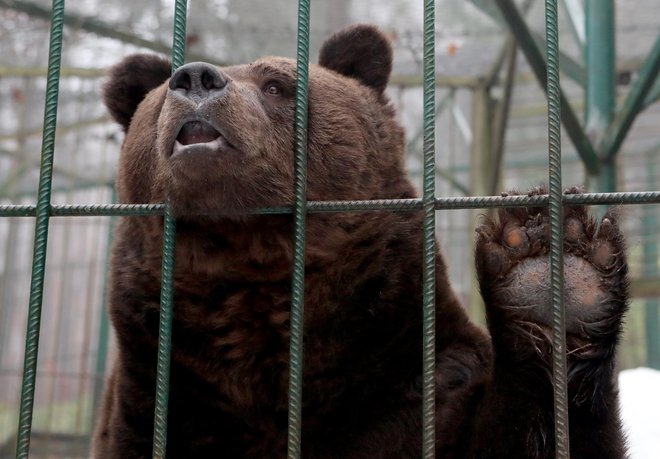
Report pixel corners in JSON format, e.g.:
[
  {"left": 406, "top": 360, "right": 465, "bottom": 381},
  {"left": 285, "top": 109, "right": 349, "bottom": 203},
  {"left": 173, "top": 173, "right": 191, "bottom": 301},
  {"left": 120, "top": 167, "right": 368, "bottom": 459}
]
[{"left": 169, "top": 62, "right": 228, "bottom": 100}]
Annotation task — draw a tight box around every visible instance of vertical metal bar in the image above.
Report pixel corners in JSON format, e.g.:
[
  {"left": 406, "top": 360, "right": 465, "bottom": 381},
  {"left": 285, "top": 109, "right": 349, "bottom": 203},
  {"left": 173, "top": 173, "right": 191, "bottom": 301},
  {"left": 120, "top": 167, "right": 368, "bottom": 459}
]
[
  {"left": 152, "top": 210, "right": 177, "bottom": 459},
  {"left": 645, "top": 300, "right": 660, "bottom": 369},
  {"left": 74, "top": 213, "right": 103, "bottom": 434},
  {"left": 545, "top": 1, "right": 570, "bottom": 458},
  {"left": 644, "top": 164, "right": 660, "bottom": 369},
  {"left": 585, "top": 0, "right": 616, "bottom": 192},
  {"left": 92, "top": 191, "right": 116, "bottom": 421},
  {"left": 44, "top": 211, "right": 73, "bottom": 440},
  {"left": 585, "top": 0, "right": 615, "bottom": 131},
  {"left": 15, "top": 0, "right": 65, "bottom": 457},
  {"left": 152, "top": 1, "right": 186, "bottom": 457},
  {"left": 288, "top": 1, "right": 311, "bottom": 457},
  {"left": 170, "top": 0, "right": 188, "bottom": 70},
  {"left": 489, "top": 40, "right": 518, "bottom": 196},
  {"left": 421, "top": 0, "right": 437, "bottom": 457}
]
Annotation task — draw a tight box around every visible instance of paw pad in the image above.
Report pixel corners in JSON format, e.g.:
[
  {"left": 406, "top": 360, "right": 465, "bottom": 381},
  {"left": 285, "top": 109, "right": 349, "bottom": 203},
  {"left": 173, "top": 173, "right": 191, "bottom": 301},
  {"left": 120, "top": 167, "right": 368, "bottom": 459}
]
[
  {"left": 502, "top": 222, "right": 528, "bottom": 250},
  {"left": 475, "top": 186, "right": 628, "bottom": 342},
  {"left": 564, "top": 217, "right": 584, "bottom": 243}
]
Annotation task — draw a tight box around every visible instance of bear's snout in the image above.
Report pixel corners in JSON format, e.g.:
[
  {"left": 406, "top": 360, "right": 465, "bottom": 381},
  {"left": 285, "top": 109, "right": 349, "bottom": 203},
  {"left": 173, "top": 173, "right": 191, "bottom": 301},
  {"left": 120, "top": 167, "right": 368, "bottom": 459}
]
[{"left": 169, "top": 62, "right": 228, "bottom": 102}]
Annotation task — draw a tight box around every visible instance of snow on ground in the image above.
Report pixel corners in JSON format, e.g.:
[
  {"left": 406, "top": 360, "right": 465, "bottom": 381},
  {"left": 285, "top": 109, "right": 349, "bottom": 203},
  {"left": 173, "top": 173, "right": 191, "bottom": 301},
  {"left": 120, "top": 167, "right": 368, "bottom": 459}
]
[{"left": 619, "top": 367, "right": 660, "bottom": 459}]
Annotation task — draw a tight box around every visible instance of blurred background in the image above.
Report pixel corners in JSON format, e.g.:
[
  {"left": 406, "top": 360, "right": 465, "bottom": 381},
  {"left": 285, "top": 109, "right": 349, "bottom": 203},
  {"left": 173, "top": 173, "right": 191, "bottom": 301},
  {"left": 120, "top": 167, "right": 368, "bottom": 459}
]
[{"left": 0, "top": 0, "right": 658, "bottom": 457}]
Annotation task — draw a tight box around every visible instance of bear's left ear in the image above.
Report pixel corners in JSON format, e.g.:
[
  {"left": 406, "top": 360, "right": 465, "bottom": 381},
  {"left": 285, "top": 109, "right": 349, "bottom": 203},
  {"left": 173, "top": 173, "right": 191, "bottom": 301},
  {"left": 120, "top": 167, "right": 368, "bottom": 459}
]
[
  {"left": 103, "top": 54, "right": 172, "bottom": 131},
  {"left": 319, "top": 24, "right": 392, "bottom": 94}
]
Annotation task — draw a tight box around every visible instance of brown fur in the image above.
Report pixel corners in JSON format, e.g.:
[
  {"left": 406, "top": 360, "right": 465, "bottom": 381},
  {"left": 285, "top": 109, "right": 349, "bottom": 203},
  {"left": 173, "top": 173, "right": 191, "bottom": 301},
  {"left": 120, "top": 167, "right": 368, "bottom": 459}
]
[{"left": 93, "top": 25, "right": 628, "bottom": 458}]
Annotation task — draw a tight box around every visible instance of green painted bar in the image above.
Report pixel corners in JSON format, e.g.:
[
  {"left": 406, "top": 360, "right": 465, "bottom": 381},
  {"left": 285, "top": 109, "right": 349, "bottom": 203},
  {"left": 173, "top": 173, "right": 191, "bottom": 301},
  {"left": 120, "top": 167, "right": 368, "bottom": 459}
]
[
  {"left": 643, "top": 78, "right": 660, "bottom": 109},
  {"left": 0, "top": 203, "right": 166, "bottom": 217},
  {"left": 545, "top": 1, "right": 570, "bottom": 458},
  {"left": 92, "top": 263, "right": 111, "bottom": 413},
  {"left": 647, "top": 299, "right": 660, "bottom": 369},
  {"left": 469, "top": 0, "right": 587, "bottom": 88},
  {"left": 644, "top": 164, "right": 660, "bottom": 370},
  {"left": 170, "top": 0, "right": 189, "bottom": 70},
  {"left": 1, "top": 191, "right": 660, "bottom": 218},
  {"left": 421, "top": 0, "right": 437, "bottom": 457},
  {"left": 15, "top": 1, "right": 65, "bottom": 457},
  {"left": 492, "top": 0, "right": 601, "bottom": 176},
  {"left": 288, "top": 0, "right": 311, "bottom": 457},
  {"left": 601, "top": 34, "right": 660, "bottom": 158},
  {"left": 151, "top": 1, "right": 187, "bottom": 457},
  {"left": 0, "top": 1, "right": 659, "bottom": 458},
  {"left": 585, "top": 0, "right": 616, "bottom": 134},
  {"left": 91, "top": 191, "right": 117, "bottom": 422},
  {"left": 585, "top": 0, "right": 616, "bottom": 192},
  {"left": 152, "top": 210, "right": 177, "bottom": 459}
]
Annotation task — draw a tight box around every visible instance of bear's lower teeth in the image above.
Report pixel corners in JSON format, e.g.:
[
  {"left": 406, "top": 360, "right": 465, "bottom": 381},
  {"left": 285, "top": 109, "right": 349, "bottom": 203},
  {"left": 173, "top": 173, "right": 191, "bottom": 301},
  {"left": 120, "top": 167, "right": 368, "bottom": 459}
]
[{"left": 177, "top": 120, "right": 222, "bottom": 146}]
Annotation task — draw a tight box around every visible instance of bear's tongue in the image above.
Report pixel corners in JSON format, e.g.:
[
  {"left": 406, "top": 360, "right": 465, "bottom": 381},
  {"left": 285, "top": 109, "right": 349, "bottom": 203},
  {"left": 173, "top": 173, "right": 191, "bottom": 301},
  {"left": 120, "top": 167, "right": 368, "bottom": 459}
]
[{"left": 177, "top": 121, "right": 222, "bottom": 146}]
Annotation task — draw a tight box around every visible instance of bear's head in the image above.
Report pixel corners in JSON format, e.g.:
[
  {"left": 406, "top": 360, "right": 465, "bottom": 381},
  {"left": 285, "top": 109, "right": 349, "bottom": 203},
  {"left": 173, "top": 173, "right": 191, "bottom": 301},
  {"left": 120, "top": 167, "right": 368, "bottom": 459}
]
[{"left": 105, "top": 25, "right": 414, "bottom": 218}]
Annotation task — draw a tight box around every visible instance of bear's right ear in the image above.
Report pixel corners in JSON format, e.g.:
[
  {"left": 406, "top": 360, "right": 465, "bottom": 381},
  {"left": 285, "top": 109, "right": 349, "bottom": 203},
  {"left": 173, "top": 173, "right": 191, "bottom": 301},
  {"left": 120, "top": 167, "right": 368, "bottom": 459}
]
[
  {"left": 103, "top": 54, "right": 172, "bottom": 131},
  {"left": 319, "top": 24, "right": 393, "bottom": 94}
]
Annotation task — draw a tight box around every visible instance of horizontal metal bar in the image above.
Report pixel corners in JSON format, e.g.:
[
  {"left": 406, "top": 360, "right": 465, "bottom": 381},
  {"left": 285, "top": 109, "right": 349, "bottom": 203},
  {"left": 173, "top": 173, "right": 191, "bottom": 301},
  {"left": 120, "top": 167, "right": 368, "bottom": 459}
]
[
  {"left": 0, "top": 204, "right": 166, "bottom": 217},
  {"left": 1, "top": 192, "right": 659, "bottom": 218}
]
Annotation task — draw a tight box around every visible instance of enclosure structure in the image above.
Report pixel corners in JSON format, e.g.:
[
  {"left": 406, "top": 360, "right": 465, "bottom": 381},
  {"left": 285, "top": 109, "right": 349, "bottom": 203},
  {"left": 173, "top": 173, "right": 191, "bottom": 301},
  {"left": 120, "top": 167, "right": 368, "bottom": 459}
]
[{"left": 0, "top": 0, "right": 659, "bottom": 458}]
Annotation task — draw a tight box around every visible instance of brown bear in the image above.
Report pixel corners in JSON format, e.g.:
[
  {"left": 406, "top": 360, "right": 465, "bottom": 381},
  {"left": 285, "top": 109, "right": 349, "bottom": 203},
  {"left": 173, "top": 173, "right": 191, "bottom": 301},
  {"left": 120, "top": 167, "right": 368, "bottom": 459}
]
[{"left": 93, "top": 25, "right": 628, "bottom": 458}]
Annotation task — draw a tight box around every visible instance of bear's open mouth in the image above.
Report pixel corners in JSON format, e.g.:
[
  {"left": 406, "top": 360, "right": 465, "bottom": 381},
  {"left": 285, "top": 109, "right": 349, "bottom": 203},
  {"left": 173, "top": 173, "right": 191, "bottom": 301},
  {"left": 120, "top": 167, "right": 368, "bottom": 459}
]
[
  {"left": 177, "top": 121, "right": 221, "bottom": 146},
  {"left": 172, "top": 120, "right": 235, "bottom": 157}
]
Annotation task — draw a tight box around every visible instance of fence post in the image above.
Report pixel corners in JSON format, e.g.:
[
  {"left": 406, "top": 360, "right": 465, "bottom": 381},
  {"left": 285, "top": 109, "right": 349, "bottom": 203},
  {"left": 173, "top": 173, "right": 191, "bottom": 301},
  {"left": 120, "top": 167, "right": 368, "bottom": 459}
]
[{"left": 585, "top": 0, "right": 616, "bottom": 193}]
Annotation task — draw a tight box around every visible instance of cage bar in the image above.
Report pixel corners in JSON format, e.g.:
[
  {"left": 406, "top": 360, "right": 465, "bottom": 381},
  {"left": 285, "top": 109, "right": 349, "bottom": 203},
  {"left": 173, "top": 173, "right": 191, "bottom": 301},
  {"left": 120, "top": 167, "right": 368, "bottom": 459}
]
[
  {"left": 152, "top": 210, "right": 177, "bottom": 459},
  {"left": 2, "top": 1, "right": 660, "bottom": 458},
  {"left": 421, "top": 0, "right": 437, "bottom": 457},
  {"left": 1, "top": 192, "right": 660, "bottom": 219},
  {"left": 14, "top": 0, "right": 66, "bottom": 457},
  {"left": 287, "top": 0, "right": 311, "bottom": 457},
  {"left": 545, "top": 0, "right": 570, "bottom": 458},
  {"left": 151, "top": 1, "right": 187, "bottom": 457}
]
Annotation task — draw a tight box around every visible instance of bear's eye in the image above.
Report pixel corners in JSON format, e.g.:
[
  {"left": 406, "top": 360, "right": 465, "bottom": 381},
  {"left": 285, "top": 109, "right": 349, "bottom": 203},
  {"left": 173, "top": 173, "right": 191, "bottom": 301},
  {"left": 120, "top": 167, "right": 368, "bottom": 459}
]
[{"left": 263, "top": 82, "right": 283, "bottom": 96}]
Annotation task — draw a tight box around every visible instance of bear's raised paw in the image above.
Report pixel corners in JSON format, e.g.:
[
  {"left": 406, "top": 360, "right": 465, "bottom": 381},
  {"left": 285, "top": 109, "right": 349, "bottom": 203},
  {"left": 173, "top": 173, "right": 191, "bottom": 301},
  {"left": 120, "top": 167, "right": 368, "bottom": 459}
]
[{"left": 474, "top": 186, "right": 628, "bottom": 363}]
